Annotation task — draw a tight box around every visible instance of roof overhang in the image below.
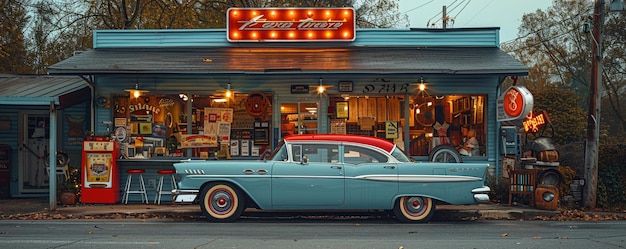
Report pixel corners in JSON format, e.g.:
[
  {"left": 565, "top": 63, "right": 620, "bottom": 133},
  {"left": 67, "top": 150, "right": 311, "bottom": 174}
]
[
  {"left": 48, "top": 47, "right": 529, "bottom": 76},
  {"left": 0, "top": 75, "right": 91, "bottom": 109}
]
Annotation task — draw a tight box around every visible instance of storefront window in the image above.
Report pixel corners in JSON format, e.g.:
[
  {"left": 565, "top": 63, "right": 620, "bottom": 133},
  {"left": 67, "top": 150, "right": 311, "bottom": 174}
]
[
  {"left": 408, "top": 95, "right": 486, "bottom": 157},
  {"left": 112, "top": 92, "right": 272, "bottom": 158},
  {"left": 325, "top": 94, "right": 486, "bottom": 158}
]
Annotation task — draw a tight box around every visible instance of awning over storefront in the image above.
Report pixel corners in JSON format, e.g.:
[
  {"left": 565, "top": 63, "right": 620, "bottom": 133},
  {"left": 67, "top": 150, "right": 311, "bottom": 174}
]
[
  {"left": 0, "top": 75, "right": 90, "bottom": 109},
  {"left": 48, "top": 47, "right": 528, "bottom": 76}
]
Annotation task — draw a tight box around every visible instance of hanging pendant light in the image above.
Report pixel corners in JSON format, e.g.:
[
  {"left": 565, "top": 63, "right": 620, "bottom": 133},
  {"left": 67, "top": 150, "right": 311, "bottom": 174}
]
[
  {"left": 125, "top": 83, "right": 150, "bottom": 98},
  {"left": 225, "top": 83, "right": 233, "bottom": 98},
  {"left": 213, "top": 80, "right": 238, "bottom": 103}
]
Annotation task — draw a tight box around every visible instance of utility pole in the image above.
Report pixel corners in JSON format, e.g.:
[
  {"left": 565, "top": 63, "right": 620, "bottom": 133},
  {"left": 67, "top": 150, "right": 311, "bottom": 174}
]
[
  {"left": 583, "top": 0, "right": 604, "bottom": 209},
  {"left": 442, "top": 6, "right": 447, "bottom": 29}
]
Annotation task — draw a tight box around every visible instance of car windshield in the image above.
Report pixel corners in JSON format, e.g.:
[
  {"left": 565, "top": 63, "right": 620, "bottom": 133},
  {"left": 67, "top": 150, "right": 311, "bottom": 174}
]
[
  {"left": 269, "top": 141, "right": 288, "bottom": 161},
  {"left": 391, "top": 146, "right": 412, "bottom": 162}
]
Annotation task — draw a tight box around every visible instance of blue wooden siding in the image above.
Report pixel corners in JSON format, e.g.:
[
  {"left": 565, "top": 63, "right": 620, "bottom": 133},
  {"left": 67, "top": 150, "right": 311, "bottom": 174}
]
[{"left": 93, "top": 28, "right": 500, "bottom": 49}]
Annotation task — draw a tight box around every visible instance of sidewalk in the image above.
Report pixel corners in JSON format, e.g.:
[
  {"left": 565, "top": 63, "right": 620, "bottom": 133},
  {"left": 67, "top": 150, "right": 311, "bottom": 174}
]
[{"left": 0, "top": 198, "right": 562, "bottom": 221}]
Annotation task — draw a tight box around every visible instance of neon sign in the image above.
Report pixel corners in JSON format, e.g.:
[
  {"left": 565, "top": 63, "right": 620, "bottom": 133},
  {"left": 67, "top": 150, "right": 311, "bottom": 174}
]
[
  {"left": 523, "top": 110, "right": 551, "bottom": 133},
  {"left": 227, "top": 8, "right": 355, "bottom": 42}
]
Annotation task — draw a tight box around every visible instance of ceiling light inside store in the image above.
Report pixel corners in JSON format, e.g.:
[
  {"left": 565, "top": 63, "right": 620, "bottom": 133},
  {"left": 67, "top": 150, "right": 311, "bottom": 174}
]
[
  {"left": 213, "top": 98, "right": 227, "bottom": 103},
  {"left": 305, "top": 107, "right": 317, "bottom": 114}
]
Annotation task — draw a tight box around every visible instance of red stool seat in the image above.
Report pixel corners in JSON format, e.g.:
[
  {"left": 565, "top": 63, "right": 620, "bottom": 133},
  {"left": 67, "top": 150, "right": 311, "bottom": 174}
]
[
  {"left": 157, "top": 169, "right": 176, "bottom": 175},
  {"left": 127, "top": 169, "right": 146, "bottom": 174}
]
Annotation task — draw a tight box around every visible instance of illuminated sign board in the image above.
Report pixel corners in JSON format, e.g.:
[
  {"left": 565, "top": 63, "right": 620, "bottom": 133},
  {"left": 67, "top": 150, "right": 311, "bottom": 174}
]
[
  {"left": 523, "top": 110, "right": 551, "bottom": 133},
  {"left": 227, "top": 8, "right": 356, "bottom": 42},
  {"left": 497, "top": 86, "right": 534, "bottom": 121}
]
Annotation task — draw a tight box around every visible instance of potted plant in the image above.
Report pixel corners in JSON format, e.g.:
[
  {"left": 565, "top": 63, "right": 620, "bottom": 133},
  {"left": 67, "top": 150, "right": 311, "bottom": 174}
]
[
  {"left": 84, "top": 130, "right": 95, "bottom": 140},
  {"left": 59, "top": 166, "right": 80, "bottom": 205}
]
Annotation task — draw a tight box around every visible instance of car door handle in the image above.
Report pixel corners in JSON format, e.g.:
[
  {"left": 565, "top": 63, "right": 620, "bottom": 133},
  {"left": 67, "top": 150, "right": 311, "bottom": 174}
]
[
  {"left": 384, "top": 166, "right": 396, "bottom": 169},
  {"left": 330, "top": 166, "right": 343, "bottom": 169}
]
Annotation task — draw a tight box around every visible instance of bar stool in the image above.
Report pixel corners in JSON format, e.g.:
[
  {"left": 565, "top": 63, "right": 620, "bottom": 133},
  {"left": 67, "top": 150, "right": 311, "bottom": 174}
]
[
  {"left": 154, "top": 169, "right": 177, "bottom": 205},
  {"left": 122, "top": 169, "right": 149, "bottom": 204}
]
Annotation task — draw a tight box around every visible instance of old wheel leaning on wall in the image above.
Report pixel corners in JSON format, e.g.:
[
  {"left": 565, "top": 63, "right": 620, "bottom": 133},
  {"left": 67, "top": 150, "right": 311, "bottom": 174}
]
[{"left": 428, "top": 145, "right": 463, "bottom": 163}]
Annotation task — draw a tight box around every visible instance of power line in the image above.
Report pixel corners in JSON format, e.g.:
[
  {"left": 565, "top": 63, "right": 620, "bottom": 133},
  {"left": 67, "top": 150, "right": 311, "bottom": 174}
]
[
  {"left": 427, "top": 0, "right": 459, "bottom": 27},
  {"left": 501, "top": 7, "right": 592, "bottom": 46},
  {"left": 463, "top": 0, "right": 493, "bottom": 26},
  {"left": 453, "top": 0, "right": 473, "bottom": 20},
  {"left": 401, "top": 0, "right": 435, "bottom": 14}
]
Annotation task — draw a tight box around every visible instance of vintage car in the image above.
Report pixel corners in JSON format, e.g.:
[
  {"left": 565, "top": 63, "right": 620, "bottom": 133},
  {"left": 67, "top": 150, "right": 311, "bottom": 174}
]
[{"left": 172, "top": 134, "right": 490, "bottom": 223}]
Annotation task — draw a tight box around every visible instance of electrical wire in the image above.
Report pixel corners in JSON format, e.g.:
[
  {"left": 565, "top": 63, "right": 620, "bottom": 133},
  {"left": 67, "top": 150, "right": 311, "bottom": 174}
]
[
  {"left": 401, "top": 0, "right": 435, "bottom": 14},
  {"left": 446, "top": 0, "right": 466, "bottom": 13},
  {"left": 453, "top": 0, "right": 473, "bottom": 20},
  {"left": 427, "top": 0, "right": 459, "bottom": 26},
  {"left": 501, "top": 6, "right": 592, "bottom": 47},
  {"left": 462, "top": 0, "right": 494, "bottom": 25}
]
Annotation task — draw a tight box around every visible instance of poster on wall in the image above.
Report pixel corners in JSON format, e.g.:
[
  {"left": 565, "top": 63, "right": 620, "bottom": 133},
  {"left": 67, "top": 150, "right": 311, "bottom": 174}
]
[
  {"left": 230, "top": 140, "right": 239, "bottom": 156},
  {"left": 204, "top": 108, "right": 234, "bottom": 142},
  {"left": 218, "top": 123, "right": 231, "bottom": 142},
  {"left": 180, "top": 134, "right": 218, "bottom": 148},
  {"left": 241, "top": 140, "right": 250, "bottom": 156}
]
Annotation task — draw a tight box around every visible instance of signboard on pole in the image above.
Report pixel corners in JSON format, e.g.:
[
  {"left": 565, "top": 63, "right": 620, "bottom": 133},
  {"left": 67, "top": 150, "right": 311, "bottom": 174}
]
[{"left": 497, "top": 86, "right": 534, "bottom": 121}]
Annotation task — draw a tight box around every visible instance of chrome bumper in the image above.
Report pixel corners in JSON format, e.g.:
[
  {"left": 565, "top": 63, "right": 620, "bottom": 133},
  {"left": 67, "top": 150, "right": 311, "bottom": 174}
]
[
  {"left": 172, "top": 189, "right": 199, "bottom": 204},
  {"left": 472, "top": 186, "right": 491, "bottom": 203}
]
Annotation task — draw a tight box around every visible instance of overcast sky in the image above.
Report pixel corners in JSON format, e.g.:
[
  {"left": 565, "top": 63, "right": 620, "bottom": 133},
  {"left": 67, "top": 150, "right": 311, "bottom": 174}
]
[{"left": 397, "top": 0, "right": 554, "bottom": 43}]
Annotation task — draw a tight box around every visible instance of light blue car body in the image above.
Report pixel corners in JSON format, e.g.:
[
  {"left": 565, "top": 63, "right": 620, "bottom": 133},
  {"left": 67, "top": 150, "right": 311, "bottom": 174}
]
[{"left": 173, "top": 134, "right": 490, "bottom": 212}]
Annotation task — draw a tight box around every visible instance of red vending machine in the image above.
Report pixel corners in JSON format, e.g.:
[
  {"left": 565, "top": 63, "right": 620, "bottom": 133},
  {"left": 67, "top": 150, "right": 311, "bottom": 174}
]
[{"left": 81, "top": 141, "right": 120, "bottom": 204}]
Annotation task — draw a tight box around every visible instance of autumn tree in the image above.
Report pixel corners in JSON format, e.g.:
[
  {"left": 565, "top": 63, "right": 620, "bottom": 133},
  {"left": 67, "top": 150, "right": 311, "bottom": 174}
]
[
  {"left": 0, "top": 0, "right": 33, "bottom": 73},
  {"left": 600, "top": 5, "right": 626, "bottom": 135},
  {"left": 502, "top": 0, "right": 626, "bottom": 143},
  {"left": 12, "top": 0, "right": 407, "bottom": 73},
  {"left": 80, "top": 0, "right": 406, "bottom": 30}
]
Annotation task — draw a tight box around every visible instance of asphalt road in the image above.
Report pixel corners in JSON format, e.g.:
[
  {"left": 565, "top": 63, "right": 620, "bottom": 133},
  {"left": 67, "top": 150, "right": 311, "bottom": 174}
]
[{"left": 1, "top": 218, "right": 625, "bottom": 249}]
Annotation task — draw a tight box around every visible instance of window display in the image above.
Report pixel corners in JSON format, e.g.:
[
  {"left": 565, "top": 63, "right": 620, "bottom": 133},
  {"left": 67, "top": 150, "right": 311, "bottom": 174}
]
[
  {"left": 325, "top": 94, "right": 486, "bottom": 157},
  {"left": 112, "top": 92, "right": 272, "bottom": 158}
]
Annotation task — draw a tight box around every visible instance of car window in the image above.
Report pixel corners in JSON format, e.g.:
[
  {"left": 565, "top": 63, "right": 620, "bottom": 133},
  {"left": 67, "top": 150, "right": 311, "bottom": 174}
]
[
  {"left": 343, "top": 145, "right": 388, "bottom": 164},
  {"left": 292, "top": 143, "right": 339, "bottom": 163},
  {"left": 391, "top": 147, "right": 411, "bottom": 162},
  {"left": 271, "top": 144, "right": 288, "bottom": 161}
]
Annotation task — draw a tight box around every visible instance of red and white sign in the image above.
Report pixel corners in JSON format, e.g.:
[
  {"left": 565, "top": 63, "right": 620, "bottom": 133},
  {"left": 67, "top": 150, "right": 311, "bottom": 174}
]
[
  {"left": 497, "top": 86, "right": 534, "bottom": 121},
  {"left": 227, "top": 7, "right": 355, "bottom": 42}
]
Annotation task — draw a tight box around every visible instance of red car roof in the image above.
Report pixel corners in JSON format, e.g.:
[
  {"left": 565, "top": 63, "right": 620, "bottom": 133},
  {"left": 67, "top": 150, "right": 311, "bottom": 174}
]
[{"left": 284, "top": 134, "right": 395, "bottom": 153}]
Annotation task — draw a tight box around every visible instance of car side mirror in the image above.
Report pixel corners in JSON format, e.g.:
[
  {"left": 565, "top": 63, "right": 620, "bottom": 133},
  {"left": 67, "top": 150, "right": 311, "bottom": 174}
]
[{"left": 301, "top": 155, "right": 309, "bottom": 164}]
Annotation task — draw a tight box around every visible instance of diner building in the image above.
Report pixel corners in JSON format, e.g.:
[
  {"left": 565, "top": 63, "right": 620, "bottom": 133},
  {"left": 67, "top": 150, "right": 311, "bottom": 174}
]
[{"left": 4, "top": 8, "right": 529, "bottom": 199}]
